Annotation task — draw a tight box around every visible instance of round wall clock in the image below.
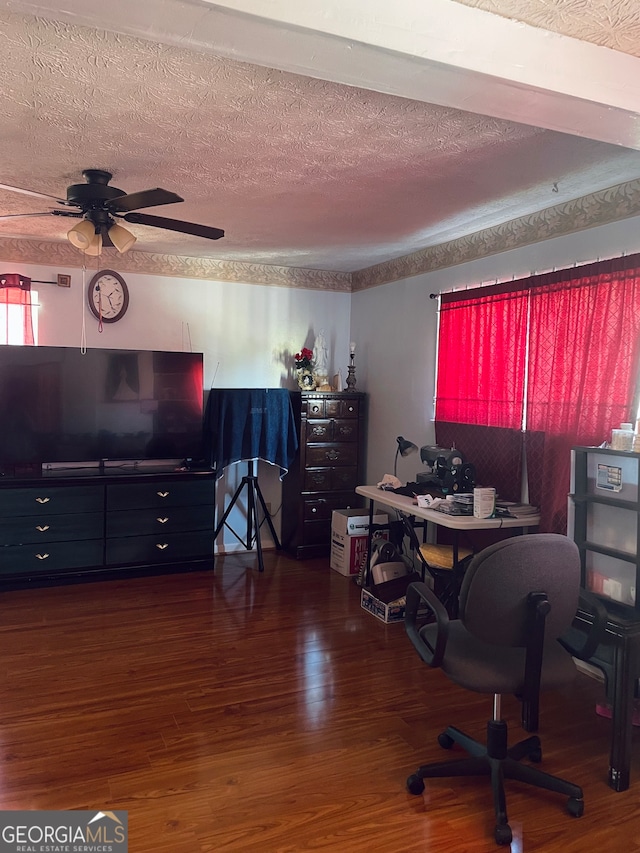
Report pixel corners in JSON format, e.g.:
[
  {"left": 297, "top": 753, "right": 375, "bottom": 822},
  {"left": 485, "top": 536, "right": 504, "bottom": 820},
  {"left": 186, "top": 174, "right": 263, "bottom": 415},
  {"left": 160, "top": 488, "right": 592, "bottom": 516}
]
[{"left": 87, "top": 270, "right": 130, "bottom": 323}]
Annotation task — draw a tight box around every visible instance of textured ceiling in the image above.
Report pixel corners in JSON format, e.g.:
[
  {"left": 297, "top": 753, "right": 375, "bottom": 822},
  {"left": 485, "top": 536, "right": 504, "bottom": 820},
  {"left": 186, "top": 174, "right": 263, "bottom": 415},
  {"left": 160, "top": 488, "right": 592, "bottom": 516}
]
[
  {"left": 1, "top": 0, "right": 640, "bottom": 283},
  {"left": 456, "top": 0, "right": 640, "bottom": 56}
]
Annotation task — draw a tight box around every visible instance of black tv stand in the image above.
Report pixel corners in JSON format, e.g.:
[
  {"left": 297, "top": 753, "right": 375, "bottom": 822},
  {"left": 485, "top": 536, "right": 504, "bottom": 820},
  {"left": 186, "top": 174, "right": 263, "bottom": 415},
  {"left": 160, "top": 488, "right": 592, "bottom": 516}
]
[{"left": 0, "top": 468, "right": 215, "bottom": 585}]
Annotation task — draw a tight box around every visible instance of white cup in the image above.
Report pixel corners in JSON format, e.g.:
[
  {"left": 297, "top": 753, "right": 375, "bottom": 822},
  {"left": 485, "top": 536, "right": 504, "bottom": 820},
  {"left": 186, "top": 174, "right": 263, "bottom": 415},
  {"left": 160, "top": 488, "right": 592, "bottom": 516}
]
[{"left": 473, "top": 487, "right": 496, "bottom": 519}]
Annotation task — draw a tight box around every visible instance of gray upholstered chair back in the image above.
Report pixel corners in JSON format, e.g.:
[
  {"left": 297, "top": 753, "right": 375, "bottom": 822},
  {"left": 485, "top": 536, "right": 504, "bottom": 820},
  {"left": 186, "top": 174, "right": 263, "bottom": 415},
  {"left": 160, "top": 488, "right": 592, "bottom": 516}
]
[{"left": 458, "top": 533, "right": 581, "bottom": 647}]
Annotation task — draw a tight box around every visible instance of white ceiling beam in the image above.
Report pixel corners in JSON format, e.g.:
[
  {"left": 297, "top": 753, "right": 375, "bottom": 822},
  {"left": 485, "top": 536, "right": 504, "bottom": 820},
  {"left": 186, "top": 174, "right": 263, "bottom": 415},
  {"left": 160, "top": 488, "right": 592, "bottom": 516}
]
[
  {"left": 6, "top": 0, "right": 640, "bottom": 149},
  {"left": 204, "top": 0, "right": 640, "bottom": 148}
]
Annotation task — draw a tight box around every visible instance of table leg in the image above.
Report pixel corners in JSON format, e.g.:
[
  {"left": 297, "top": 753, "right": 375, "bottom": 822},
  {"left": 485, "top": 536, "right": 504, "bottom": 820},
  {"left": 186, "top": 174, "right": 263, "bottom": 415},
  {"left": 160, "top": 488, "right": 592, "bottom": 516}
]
[
  {"left": 364, "top": 499, "right": 375, "bottom": 587},
  {"left": 447, "top": 532, "right": 466, "bottom": 619},
  {"left": 608, "top": 633, "right": 638, "bottom": 792}
]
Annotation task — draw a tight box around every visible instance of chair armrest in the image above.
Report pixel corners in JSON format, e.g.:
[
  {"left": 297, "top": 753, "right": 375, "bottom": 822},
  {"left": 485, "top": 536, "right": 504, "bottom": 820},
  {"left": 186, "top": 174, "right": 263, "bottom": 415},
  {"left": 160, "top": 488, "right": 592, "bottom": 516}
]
[
  {"left": 560, "top": 589, "right": 608, "bottom": 661},
  {"left": 404, "top": 581, "right": 449, "bottom": 667}
]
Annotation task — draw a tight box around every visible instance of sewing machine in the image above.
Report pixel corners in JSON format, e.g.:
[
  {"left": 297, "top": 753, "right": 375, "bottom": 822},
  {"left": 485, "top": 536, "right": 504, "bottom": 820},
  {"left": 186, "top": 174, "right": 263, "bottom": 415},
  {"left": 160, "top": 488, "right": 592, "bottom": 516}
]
[{"left": 416, "top": 445, "right": 476, "bottom": 494}]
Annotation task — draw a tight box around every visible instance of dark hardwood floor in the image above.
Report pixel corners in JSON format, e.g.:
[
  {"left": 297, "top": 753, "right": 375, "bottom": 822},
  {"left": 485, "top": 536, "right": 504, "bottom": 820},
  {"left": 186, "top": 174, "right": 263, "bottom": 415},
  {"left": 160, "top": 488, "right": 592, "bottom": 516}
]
[{"left": 0, "top": 552, "right": 638, "bottom": 851}]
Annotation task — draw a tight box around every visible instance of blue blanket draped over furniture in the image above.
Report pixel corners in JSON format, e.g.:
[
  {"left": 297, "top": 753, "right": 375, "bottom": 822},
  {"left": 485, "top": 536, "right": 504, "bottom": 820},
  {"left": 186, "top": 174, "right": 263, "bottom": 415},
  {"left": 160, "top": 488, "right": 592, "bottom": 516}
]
[{"left": 204, "top": 388, "right": 298, "bottom": 479}]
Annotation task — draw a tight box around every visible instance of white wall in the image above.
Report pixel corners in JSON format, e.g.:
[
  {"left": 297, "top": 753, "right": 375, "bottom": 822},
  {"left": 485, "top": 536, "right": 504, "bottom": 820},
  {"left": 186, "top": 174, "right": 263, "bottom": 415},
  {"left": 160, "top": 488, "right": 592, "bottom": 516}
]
[
  {"left": 28, "top": 264, "right": 353, "bottom": 386},
  {"left": 349, "top": 275, "right": 439, "bottom": 485},
  {"left": 6, "top": 259, "right": 353, "bottom": 551},
  {"left": 7, "top": 214, "right": 640, "bottom": 552},
  {"left": 353, "top": 215, "right": 640, "bottom": 487}
]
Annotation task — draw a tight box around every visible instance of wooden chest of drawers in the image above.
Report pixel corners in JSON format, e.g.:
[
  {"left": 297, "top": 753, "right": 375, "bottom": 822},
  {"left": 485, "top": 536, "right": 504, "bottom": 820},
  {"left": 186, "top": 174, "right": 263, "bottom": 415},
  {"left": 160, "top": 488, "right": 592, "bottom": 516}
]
[{"left": 282, "top": 391, "right": 366, "bottom": 559}]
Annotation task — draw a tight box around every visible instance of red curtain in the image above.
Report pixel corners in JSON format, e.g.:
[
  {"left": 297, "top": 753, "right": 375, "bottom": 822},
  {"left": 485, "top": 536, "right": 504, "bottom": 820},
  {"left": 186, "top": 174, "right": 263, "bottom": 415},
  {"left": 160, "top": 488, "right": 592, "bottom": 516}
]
[
  {"left": 436, "top": 283, "right": 528, "bottom": 428},
  {"left": 526, "top": 257, "right": 640, "bottom": 532},
  {"left": 0, "top": 274, "right": 34, "bottom": 345},
  {"left": 435, "top": 255, "right": 640, "bottom": 534}
]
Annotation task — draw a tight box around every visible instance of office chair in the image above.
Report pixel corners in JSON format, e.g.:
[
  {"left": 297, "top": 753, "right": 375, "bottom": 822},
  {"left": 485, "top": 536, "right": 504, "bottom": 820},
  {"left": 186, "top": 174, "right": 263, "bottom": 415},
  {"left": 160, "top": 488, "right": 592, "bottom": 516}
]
[{"left": 404, "top": 533, "right": 606, "bottom": 846}]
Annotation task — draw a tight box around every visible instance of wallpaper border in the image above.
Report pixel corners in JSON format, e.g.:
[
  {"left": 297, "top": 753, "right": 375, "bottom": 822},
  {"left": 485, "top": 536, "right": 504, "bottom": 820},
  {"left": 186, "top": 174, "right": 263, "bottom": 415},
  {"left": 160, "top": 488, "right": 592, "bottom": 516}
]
[{"left": 351, "top": 178, "right": 640, "bottom": 291}]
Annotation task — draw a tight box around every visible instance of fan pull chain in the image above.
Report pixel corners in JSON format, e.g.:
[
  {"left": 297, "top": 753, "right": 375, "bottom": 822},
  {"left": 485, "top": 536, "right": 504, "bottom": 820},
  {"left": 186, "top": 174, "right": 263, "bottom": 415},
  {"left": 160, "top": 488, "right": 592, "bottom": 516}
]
[
  {"left": 80, "top": 262, "right": 87, "bottom": 354},
  {"left": 90, "top": 251, "right": 104, "bottom": 333}
]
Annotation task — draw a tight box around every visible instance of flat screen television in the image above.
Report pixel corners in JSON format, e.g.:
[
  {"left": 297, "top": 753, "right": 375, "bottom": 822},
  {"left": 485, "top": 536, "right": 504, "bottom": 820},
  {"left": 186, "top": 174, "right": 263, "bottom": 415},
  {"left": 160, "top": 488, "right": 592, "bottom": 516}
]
[{"left": 0, "top": 345, "right": 204, "bottom": 475}]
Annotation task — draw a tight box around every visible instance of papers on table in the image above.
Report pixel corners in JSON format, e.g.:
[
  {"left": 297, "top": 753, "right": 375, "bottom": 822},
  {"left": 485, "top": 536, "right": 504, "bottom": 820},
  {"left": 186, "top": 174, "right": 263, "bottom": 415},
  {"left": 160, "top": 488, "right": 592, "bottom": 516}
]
[{"left": 496, "top": 501, "right": 539, "bottom": 518}]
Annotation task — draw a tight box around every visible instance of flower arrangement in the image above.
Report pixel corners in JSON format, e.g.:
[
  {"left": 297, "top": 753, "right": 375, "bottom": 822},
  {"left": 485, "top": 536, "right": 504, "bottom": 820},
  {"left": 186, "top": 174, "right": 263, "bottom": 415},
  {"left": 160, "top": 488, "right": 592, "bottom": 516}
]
[{"left": 294, "top": 347, "right": 313, "bottom": 370}]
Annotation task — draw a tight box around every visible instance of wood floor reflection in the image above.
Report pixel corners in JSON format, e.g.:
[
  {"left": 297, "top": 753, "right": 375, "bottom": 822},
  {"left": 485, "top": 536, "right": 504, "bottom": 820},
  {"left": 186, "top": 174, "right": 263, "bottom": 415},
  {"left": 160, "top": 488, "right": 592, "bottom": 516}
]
[{"left": 0, "top": 552, "right": 638, "bottom": 852}]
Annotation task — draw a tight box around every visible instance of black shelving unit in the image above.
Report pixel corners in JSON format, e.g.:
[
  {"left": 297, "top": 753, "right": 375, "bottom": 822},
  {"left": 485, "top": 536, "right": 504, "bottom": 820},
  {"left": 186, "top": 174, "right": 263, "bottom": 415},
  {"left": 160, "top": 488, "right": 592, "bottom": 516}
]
[
  {"left": 570, "top": 445, "right": 640, "bottom": 615},
  {"left": 569, "top": 445, "right": 640, "bottom": 791}
]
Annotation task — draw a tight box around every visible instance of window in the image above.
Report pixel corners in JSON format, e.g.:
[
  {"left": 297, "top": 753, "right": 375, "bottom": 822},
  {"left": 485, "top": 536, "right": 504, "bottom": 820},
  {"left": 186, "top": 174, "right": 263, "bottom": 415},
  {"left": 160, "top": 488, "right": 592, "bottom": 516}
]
[
  {"left": 435, "top": 283, "right": 528, "bottom": 429},
  {"left": 0, "top": 275, "right": 36, "bottom": 345},
  {"left": 435, "top": 254, "right": 640, "bottom": 532}
]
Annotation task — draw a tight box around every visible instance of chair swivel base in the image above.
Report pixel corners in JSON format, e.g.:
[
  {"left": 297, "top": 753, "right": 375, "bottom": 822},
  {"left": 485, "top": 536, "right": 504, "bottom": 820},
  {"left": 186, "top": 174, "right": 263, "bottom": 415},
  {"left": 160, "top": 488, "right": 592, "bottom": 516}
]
[{"left": 406, "top": 720, "right": 584, "bottom": 846}]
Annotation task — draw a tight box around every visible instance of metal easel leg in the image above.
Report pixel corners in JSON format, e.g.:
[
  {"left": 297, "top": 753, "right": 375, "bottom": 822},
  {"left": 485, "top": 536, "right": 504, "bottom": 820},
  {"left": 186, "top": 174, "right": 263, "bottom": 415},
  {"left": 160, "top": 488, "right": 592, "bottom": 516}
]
[{"left": 213, "top": 460, "right": 281, "bottom": 572}]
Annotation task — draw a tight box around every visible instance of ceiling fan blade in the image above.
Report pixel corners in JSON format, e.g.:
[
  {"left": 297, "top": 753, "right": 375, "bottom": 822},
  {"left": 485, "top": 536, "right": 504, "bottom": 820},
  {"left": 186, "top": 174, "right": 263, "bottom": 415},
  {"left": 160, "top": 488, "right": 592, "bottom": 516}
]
[
  {"left": 0, "top": 209, "right": 82, "bottom": 219},
  {"left": 110, "top": 188, "right": 184, "bottom": 213},
  {"left": 123, "top": 212, "right": 224, "bottom": 240},
  {"left": 0, "top": 182, "right": 67, "bottom": 204},
  {"left": 0, "top": 211, "right": 58, "bottom": 219},
  {"left": 0, "top": 210, "right": 81, "bottom": 221}
]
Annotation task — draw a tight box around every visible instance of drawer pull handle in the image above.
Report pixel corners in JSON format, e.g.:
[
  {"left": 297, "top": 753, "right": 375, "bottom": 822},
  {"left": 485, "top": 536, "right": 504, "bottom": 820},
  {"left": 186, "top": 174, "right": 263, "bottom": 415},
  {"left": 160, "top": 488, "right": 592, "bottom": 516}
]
[
  {"left": 156, "top": 543, "right": 169, "bottom": 550},
  {"left": 326, "top": 449, "right": 339, "bottom": 461},
  {"left": 36, "top": 525, "right": 50, "bottom": 533},
  {"left": 35, "top": 497, "right": 51, "bottom": 504},
  {"left": 311, "top": 426, "right": 327, "bottom": 437},
  {"left": 157, "top": 491, "right": 170, "bottom": 498},
  {"left": 36, "top": 553, "right": 50, "bottom": 560},
  {"left": 157, "top": 517, "right": 169, "bottom": 524},
  {"left": 311, "top": 507, "right": 317, "bottom": 513}
]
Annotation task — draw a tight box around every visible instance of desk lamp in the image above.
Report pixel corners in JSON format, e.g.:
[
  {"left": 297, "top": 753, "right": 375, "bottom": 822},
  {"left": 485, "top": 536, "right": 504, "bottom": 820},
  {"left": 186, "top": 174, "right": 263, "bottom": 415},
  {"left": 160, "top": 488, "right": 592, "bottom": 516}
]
[{"left": 394, "top": 436, "right": 418, "bottom": 478}]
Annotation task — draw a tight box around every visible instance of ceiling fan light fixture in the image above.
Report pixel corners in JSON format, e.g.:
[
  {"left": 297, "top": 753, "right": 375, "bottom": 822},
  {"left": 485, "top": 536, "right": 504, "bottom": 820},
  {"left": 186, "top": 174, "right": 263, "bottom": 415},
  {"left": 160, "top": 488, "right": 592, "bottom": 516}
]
[
  {"left": 108, "top": 222, "right": 136, "bottom": 253},
  {"left": 67, "top": 218, "right": 96, "bottom": 250},
  {"left": 83, "top": 232, "right": 103, "bottom": 257}
]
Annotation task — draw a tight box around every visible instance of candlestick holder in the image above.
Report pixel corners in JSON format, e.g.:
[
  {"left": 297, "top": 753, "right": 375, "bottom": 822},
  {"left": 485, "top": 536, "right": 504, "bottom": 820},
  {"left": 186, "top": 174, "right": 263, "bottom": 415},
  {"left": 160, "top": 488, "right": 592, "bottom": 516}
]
[{"left": 345, "top": 352, "right": 357, "bottom": 390}]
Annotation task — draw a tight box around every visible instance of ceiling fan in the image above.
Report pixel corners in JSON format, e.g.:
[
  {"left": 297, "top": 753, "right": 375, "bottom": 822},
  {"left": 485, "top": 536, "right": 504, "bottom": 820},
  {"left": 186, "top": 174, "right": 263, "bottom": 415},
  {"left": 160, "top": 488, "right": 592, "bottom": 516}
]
[{"left": 0, "top": 168, "right": 225, "bottom": 255}]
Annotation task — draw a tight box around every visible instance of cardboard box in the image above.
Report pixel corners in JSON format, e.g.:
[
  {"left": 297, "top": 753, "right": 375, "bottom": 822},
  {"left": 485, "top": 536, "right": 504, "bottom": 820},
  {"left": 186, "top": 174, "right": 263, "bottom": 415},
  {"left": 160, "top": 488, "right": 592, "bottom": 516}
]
[
  {"left": 360, "top": 587, "right": 407, "bottom": 623},
  {"left": 330, "top": 510, "right": 388, "bottom": 576},
  {"left": 331, "top": 531, "right": 369, "bottom": 575},
  {"left": 331, "top": 508, "right": 388, "bottom": 536},
  {"left": 360, "top": 581, "right": 431, "bottom": 624}
]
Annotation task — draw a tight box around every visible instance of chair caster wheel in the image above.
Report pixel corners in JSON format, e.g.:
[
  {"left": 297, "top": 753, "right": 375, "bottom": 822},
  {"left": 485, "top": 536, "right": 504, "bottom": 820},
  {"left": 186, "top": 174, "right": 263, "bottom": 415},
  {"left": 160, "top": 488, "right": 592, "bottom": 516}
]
[
  {"left": 567, "top": 797, "right": 584, "bottom": 817},
  {"left": 406, "top": 774, "right": 425, "bottom": 795},
  {"left": 438, "top": 732, "right": 454, "bottom": 749},
  {"left": 495, "top": 823, "right": 512, "bottom": 845}
]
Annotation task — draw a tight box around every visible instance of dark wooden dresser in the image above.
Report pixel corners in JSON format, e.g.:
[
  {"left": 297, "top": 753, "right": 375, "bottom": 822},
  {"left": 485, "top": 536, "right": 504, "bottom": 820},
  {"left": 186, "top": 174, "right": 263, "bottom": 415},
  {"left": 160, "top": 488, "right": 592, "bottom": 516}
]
[{"left": 282, "top": 391, "right": 367, "bottom": 559}]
